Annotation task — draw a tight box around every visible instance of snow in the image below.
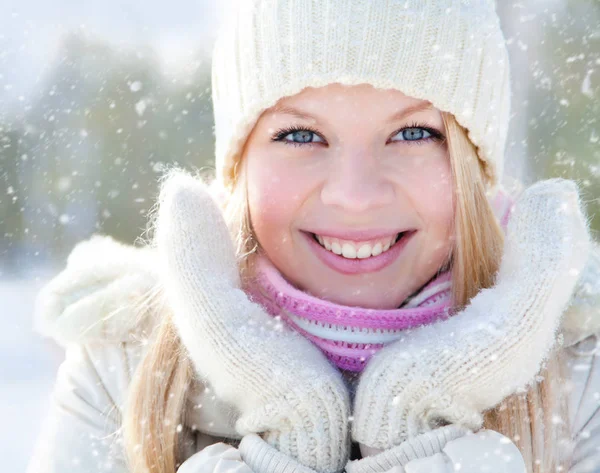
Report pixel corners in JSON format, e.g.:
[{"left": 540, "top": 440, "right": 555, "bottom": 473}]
[
  {"left": 0, "top": 277, "right": 63, "bottom": 472},
  {"left": 0, "top": 0, "right": 597, "bottom": 467},
  {"left": 129, "top": 81, "right": 143, "bottom": 93}
]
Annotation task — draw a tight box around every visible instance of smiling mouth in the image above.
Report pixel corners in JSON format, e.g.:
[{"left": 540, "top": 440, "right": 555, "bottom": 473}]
[{"left": 311, "top": 232, "right": 407, "bottom": 259}]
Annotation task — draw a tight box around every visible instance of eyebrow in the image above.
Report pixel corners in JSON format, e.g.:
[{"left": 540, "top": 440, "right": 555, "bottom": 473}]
[{"left": 266, "top": 101, "right": 435, "bottom": 123}]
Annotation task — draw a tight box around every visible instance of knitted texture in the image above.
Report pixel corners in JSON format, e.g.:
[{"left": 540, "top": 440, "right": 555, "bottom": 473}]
[
  {"left": 240, "top": 434, "right": 324, "bottom": 473},
  {"left": 246, "top": 187, "right": 514, "bottom": 372},
  {"left": 345, "top": 428, "right": 525, "bottom": 473},
  {"left": 250, "top": 255, "right": 452, "bottom": 372},
  {"left": 345, "top": 425, "right": 469, "bottom": 473},
  {"left": 211, "top": 0, "right": 510, "bottom": 189},
  {"left": 154, "top": 170, "right": 351, "bottom": 473},
  {"left": 351, "top": 179, "right": 592, "bottom": 450}
]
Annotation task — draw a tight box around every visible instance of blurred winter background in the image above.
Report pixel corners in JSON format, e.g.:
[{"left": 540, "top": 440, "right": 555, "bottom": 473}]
[{"left": 0, "top": 0, "right": 598, "bottom": 470}]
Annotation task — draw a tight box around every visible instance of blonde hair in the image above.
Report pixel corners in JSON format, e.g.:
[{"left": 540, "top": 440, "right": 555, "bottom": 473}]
[
  {"left": 123, "top": 113, "right": 573, "bottom": 473},
  {"left": 441, "top": 113, "right": 573, "bottom": 472}
]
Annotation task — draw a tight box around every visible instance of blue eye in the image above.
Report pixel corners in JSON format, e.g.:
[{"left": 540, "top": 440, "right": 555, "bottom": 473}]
[
  {"left": 388, "top": 122, "right": 444, "bottom": 145},
  {"left": 272, "top": 126, "right": 325, "bottom": 147},
  {"left": 391, "top": 127, "right": 432, "bottom": 142},
  {"left": 285, "top": 130, "right": 324, "bottom": 144}
]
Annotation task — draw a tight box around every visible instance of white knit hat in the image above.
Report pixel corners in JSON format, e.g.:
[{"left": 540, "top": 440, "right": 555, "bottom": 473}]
[{"left": 211, "top": 0, "right": 511, "bottom": 189}]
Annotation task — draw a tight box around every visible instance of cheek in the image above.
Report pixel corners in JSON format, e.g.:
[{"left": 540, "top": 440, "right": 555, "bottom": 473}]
[
  {"left": 418, "top": 161, "right": 453, "bottom": 225},
  {"left": 245, "top": 153, "right": 308, "bottom": 253},
  {"left": 404, "top": 156, "right": 454, "bottom": 252}
]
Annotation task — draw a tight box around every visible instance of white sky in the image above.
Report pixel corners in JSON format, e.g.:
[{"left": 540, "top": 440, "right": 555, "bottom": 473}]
[{"left": 0, "top": 0, "right": 229, "bottom": 111}]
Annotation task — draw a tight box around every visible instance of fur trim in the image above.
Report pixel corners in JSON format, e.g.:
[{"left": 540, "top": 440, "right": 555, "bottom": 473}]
[{"left": 34, "top": 235, "right": 160, "bottom": 346}]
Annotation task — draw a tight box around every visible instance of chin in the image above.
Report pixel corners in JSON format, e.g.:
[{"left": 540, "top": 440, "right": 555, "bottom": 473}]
[{"left": 308, "top": 284, "right": 408, "bottom": 310}]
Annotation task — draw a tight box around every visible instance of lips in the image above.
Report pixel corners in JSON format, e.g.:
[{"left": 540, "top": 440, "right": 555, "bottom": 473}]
[{"left": 302, "top": 229, "right": 416, "bottom": 275}]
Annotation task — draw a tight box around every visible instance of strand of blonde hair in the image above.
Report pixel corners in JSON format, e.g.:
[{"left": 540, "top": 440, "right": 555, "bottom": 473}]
[{"left": 443, "top": 112, "right": 573, "bottom": 472}]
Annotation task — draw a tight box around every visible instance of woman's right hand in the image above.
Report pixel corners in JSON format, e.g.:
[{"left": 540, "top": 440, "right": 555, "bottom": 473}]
[{"left": 155, "top": 169, "right": 351, "bottom": 473}]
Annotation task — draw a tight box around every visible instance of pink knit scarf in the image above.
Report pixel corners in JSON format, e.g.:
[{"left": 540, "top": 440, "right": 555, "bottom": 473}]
[{"left": 246, "top": 189, "right": 514, "bottom": 372}]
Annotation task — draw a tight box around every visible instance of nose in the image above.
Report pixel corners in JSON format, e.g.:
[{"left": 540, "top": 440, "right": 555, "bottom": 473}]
[{"left": 320, "top": 150, "right": 395, "bottom": 213}]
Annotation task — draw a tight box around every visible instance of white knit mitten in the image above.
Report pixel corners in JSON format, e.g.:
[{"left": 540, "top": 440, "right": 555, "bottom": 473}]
[
  {"left": 155, "top": 170, "right": 350, "bottom": 473},
  {"left": 352, "top": 178, "right": 591, "bottom": 450}
]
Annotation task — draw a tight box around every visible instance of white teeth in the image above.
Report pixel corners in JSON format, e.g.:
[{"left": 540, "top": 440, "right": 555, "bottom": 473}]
[
  {"left": 342, "top": 243, "right": 357, "bottom": 259},
  {"left": 315, "top": 233, "right": 406, "bottom": 260},
  {"left": 356, "top": 244, "right": 372, "bottom": 259}
]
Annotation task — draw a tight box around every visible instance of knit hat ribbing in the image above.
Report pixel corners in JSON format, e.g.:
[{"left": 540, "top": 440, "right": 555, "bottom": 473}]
[{"left": 211, "top": 0, "right": 511, "bottom": 189}]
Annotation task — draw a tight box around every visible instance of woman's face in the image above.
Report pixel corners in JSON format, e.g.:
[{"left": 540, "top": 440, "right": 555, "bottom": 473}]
[{"left": 244, "top": 83, "right": 454, "bottom": 309}]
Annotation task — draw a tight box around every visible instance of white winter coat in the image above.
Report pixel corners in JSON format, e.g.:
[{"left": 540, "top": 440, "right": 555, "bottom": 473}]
[{"left": 26, "top": 237, "right": 600, "bottom": 473}]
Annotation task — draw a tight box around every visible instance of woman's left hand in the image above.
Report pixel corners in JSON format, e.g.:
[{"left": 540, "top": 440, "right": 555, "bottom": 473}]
[{"left": 351, "top": 178, "right": 591, "bottom": 451}]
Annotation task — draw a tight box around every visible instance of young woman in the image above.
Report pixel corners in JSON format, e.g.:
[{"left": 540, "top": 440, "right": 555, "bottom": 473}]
[{"left": 29, "top": 1, "right": 600, "bottom": 473}]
